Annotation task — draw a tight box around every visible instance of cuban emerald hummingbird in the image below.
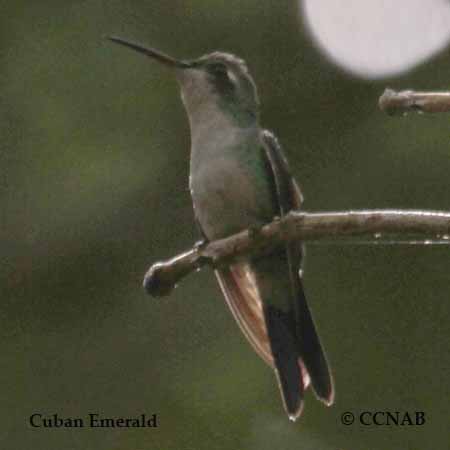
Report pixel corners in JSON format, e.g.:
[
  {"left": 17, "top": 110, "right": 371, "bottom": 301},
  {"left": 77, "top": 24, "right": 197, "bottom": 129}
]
[{"left": 108, "top": 36, "right": 334, "bottom": 421}]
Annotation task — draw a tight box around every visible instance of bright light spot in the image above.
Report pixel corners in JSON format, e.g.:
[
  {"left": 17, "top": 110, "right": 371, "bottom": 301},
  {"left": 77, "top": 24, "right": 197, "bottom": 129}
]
[{"left": 300, "top": 0, "right": 450, "bottom": 79}]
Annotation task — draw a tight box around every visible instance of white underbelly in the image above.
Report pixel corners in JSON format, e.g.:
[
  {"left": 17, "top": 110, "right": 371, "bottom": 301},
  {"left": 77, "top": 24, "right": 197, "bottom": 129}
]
[{"left": 190, "top": 156, "right": 273, "bottom": 239}]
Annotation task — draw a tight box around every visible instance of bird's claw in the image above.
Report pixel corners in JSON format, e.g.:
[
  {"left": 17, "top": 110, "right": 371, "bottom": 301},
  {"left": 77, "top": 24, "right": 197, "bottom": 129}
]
[{"left": 194, "top": 238, "right": 208, "bottom": 252}]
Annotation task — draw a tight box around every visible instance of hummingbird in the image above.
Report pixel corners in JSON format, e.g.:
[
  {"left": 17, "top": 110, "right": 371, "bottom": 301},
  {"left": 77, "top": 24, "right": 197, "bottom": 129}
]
[{"left": 108, "top": 36, "right": 334, "bottom": 420}]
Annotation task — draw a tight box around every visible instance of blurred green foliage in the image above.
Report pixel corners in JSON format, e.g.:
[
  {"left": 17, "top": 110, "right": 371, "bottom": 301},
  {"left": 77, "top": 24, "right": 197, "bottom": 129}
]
[{"left": 1, "top": 1, "right": 449, "bottom": 449}]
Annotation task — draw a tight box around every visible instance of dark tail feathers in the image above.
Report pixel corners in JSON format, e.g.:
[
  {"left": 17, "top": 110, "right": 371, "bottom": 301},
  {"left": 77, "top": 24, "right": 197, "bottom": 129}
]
[{"left": 265, "top": 306, "right": 305, "bottom": 421}]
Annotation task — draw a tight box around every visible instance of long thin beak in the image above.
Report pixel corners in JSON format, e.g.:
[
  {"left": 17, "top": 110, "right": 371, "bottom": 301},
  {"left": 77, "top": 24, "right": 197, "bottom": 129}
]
[{"left": 107, "top": 35, "right": 190, "bottom": 69}]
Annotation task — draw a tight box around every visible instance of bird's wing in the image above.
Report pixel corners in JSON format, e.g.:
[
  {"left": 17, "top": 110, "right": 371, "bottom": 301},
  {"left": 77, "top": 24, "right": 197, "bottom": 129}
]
[{"left": 260, "top": 129, "right": 334, "bottom": 406}]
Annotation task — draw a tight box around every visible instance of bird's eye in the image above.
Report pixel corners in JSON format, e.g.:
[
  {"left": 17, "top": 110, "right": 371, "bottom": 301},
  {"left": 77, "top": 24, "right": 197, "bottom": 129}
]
[
  {"left": 209, "top": 63, "right": 228, "bottom": 77},
  {"left": 207, "top": 62, "right": 236, "bottom": 93}
]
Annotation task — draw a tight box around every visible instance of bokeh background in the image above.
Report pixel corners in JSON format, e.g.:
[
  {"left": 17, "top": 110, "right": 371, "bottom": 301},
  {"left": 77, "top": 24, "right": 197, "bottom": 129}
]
[{"left": 2, "top": 1, "right": 450, "bottom": 449}]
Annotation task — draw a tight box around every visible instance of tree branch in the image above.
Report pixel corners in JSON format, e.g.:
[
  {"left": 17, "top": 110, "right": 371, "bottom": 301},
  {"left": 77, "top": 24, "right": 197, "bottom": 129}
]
[
  {"left": 379, "top": 88, "right": 450, "bottom": 115},
  {"left": 143, "top": 209, "right": 450, "bottom": 297}
]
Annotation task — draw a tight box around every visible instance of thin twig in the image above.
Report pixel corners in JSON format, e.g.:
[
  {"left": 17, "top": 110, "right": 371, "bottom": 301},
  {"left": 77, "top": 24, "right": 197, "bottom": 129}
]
[
  {"left": 379, "top": 88, "right": 450, "bottom": 115},
  {"left": 143, "top": 209, "right": 450, "bottom": 297}
]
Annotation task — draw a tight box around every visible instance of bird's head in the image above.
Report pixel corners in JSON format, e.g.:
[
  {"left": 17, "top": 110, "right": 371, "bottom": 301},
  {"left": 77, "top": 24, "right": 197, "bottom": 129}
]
[{"left": 108, "top": 36, "right": 259, "bottom": 126}]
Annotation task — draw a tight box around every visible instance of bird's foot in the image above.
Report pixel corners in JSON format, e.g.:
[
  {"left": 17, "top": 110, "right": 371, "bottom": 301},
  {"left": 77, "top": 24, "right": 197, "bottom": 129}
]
[{"left": 194, "top": 238, "right": 208, "bottom": 252}]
